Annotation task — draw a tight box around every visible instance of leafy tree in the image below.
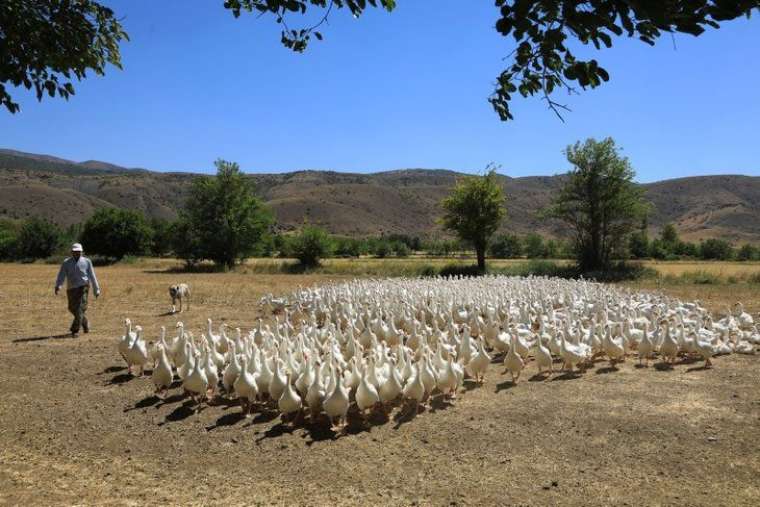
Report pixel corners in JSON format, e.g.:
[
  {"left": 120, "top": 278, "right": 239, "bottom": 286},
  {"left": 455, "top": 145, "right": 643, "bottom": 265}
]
[
  {"left": 544, "top": 238, "right": 560, "bottom": 259},
  {"left": 699, "top": 238, "right": 734, "bottom": 260},
  {"left": 660, "top": 223, "right": 679, "bottom": 246},
  {"left": 523, "top": 233, "right": 546, "bottom": 259},
  {"left": 9, "top": 1, "right": 755, "bottom": 120},
  {"left": 628, "top": 219, "right": 650, "bottom": 259},
  {"left": 392, "top": 241, "right": 410, "bottom": 257},
  {"left": 183, "top": 160, "right": 273, "bottom": 268},
  {"left": 290, "top": 225, "right": 333, "bottom": 267},
  {"left": 441, "top": 170, "right": 507, "bottom": 270},
  {"left": 737, "top": 243, "right": 758, "bottom": 261},
  {"left": 149, "top": 218, "right": 174, "bottom": 257},
  {"left": 1, "top": 0, "right": 128, "bottom": 113},
  {"left": 547, "top": 138, "right": 649, "bottom": 272},
  {"left": 0, "top": 218, "right": 21, "bottom": 259},
  {"left": 80, "top": 208, "right": 152, "bottom": 260},
  {"left": 489, "top": 234, "right": 522, "bottom": 259},
  {"left": 224, "top": 0, "right": 760, "bottom": 121},
  {"left": 334, "top": 236, "right": 363, "bottom": 258},
  {"left": 15, "top": 217, "right": 62, "bottom": 260},
  {"left": 372, "top": 239, "right": 393, "bottom": 259}
]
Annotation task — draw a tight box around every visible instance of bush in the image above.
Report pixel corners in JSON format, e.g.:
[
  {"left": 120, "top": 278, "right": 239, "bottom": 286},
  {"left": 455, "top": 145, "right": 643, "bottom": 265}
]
[
  {"left": 0, "top": 218, "right": 20, "bottom": 259},
  {"left": 392, "top": 241, "right": 410, "bottom": 257},
  {"left": 628, "top": 230, "right": 649, "bottom": 259},
  {"left": 333, "top": 237, "right": 363, "bottom": 258},
  {"left": 372, "top": 240, "right": 393, "bottom": 258},
  {"left": 489, "top": 234, "right": 522, "bottom": 258},
  {"left": 80, "top": 208, "right": 153, "bottom": 260},
  {"left": 681, "top": 270, "right": 721, "bottom": 284},
  {"left": 699, "top": 239, "right": 734, "bottom": 260},
  {"left": 523, "top": 233, "right": 545, "bottom": 258},
  {"left": 290, "top": 226, "right": 333, "bottom": 267},
  {"left": 16, "top": 217, "right": 62, "bottom": 260},
  {"left": 737, "top": 244, "right": 758, "bottom": 261},
  {"left": 438, "top": 263, "right": 485, "bottom": 277},
  {"left": 149, "top": 218, "right": 174, "bottom": 257}
]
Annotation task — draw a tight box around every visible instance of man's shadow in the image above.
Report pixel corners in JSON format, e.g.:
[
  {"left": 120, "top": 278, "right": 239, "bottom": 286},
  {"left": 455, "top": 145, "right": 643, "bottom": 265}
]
[{"left": 13, "top": 333, "right": 73, "bottom": 343}]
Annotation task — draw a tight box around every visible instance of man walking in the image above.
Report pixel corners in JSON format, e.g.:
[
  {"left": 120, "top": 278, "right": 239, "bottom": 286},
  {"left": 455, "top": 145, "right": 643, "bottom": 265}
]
[{"left": 55, "top": 243, "right": 101, "bottom": 337}]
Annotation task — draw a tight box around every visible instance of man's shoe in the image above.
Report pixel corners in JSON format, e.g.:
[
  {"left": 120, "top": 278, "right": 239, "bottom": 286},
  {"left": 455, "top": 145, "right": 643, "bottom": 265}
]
[
  {"left": 83, "top": 324, "right": 89, "bottom": 334},
  {"left": 71, "top": 331, "right": 79, "bottom": 338}
]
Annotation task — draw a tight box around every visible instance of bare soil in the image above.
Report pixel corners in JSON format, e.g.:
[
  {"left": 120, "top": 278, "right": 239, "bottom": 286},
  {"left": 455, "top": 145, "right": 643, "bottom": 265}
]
[{"left": 1, "top": 263, "right": 759, "bottom": 506}]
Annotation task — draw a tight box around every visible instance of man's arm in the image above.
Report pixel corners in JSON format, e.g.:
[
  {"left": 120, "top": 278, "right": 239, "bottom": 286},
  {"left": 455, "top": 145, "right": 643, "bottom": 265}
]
[
  {"left": 88, "top": 259, "right": 100, "bottom": 296},
  {"left": 54, "top": 261, "right": 66, "bottom": 294}
]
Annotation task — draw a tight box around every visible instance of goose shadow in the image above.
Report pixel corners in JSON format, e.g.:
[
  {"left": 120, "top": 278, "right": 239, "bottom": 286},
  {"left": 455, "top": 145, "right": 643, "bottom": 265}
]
[
  {"left": 462, "top": 380, "right": 483, "bottom": 391},
  {"left": 528, "top": 372, "right": 551, "bottom": 382},
  {"left": 206, "top": 411, "right": 247, "bottom": 431},
  {"left": 108, "top": 373, "right": 135, "bottom": 385},
  {"left": 255, "top": 421, "right": 297, "bottom": 442},
  {"left": 103, "top": 366, "right": 125, "bottom": 373},
  {"left": 124, "top": 395, "right": 161, "bottom": 412},
  {"left": 428, "top": 395, "right": 455, "bottom": 413},
  {"left": 595, "top": 366, "right": 619, "bottom": 375},
  {"left": 157, "top": 311, "right": 176, "bottom": 317},
  {"left": 551, "top": 371, "right": 583, "bottom": 381},
  {"left": 156, "top": 392, "right": 188, "bottom": 407},
  {"left": 495, "top": 379, "right": 518, "bottom": 392},
  {"left": 163, "top": 400, "right": 205, "bottom": 423},
  {"left": 392, "top": 404, "right": 421, "bottom": 429},
  {"left": 302, "top": 420, "right": 340, "bottom": 446},
  {"left": 634, "top": 363, "right": 649, "bottom": 369},
  {"left": 676, "top": 356, "right": 701, "bottom": 366},
  {"left": 13, "top": 333, "right": 73, "bottom": 343},
  {"left": 686, "top": 365, "right": 712, "bottom": 373},
  {"left": 653, "top": 362, "right": 675, "bottom": 372}
]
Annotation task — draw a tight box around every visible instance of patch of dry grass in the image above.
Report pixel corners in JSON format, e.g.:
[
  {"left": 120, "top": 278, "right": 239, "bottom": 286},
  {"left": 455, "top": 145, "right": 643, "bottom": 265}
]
[{"left": 1, "top": 262, "right": 759, "bottom": 505}]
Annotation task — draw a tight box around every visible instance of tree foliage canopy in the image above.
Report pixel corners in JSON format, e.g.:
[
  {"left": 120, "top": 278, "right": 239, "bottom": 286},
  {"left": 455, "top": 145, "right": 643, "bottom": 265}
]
[
  {"left": 16, "top": 216, "right": 62, "bottom": 259},
  {"left": 182, "top": 160, "right": 273, "bottom": 268},
  {"left": 4, "top": 1, "right": 757, "bottom": 119},
  {"left": 547, "top": 137, "right": 649, "bottom": 272},
  {"left": 440, "top": 169, "right": 507, "bottom": 270},
  {"left": 222, "top": 0, "right": 760, "bottom": 121},
  {"left": 0, "top": 0, "right": 128, "bottom": 113},
  {"left": 80, "top": 208, "right": 153, "bottom": 260}
]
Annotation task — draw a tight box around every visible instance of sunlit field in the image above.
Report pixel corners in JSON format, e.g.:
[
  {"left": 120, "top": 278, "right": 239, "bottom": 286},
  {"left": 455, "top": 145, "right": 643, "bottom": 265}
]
[{"left": 1, "top": 260, "right": 759, "bottom": 505}]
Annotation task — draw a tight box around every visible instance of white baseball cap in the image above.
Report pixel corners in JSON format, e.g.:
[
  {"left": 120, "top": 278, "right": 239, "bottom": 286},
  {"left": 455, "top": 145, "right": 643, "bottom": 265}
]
[{"left": 71, "top": 243, "right": 83, "bottom": 252}]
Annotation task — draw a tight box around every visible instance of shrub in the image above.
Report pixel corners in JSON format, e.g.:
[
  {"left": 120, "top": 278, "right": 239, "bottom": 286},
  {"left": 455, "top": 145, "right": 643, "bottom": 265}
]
[
  {"left": 333, "top": 237, "right": 363, "bottom": 258},
  {"left": 438, "top": 263, "right": 485, "bottom": 277},
  {"left": 0, "top": 218, "right": 20, "bottom": 259},
  {"left": 523, "top": 233, "right": 545, "bottom": 258},
  {"left": 681, "top": 270, "right": 721, "bottom": 284},
  {"left": 372, "top": 240, "right": 393, "bottom": 258},
  {"left": 392, "top": 241, "right": 410, "bottom": 257},
  {"left": 80, "top": 208, "right": 153, "bottom": 260},
  {"left": 16, "top": 217, "right": 62, "bottom": 260},
  {"left": 149, "top": 218, "right": 174, "bottom": 257},
  {"left": 737, "top": 244, "right": 758, "bottom": 261},
  {"left": 290, "top": 226, "right": 333, "bottom": 267},
  {"left": 489, "top": 234, "right": 522, "bottom": 258},
  {"left": 699, "top": 239, "right": 734, "bottom": 260}
]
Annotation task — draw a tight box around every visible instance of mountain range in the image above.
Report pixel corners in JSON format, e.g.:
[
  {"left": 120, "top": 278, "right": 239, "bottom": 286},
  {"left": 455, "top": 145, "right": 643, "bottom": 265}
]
[{"left": 1, "top": 148, "right": 759, "bottom": 242}]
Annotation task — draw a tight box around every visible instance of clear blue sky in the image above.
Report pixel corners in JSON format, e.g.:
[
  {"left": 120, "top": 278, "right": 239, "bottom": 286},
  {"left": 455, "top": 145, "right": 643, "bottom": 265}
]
[{"left": 1, "top": 1, "right": 759, "bottom": 182}]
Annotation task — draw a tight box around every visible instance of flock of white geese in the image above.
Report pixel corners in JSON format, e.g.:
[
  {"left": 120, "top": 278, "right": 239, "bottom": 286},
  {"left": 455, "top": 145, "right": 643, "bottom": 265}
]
[{"left": 118, "top": 276, "right": 759, "bottom": 429}]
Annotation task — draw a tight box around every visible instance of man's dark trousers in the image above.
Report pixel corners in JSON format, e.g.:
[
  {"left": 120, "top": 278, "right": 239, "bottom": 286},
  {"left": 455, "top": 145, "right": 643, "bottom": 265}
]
[{"left": 66, "top": 285, "right": 89, "bottom": 333}]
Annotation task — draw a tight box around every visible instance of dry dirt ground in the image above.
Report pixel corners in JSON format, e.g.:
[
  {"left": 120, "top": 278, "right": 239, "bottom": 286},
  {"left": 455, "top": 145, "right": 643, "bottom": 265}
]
[{"left": 1, "top": 262, "right": 759, "bottom": 506}]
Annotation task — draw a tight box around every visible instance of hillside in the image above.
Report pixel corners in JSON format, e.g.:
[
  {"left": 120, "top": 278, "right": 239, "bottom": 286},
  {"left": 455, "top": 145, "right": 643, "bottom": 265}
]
[{"left": 1, "top": 149, "right": 759, "bottom": 242}]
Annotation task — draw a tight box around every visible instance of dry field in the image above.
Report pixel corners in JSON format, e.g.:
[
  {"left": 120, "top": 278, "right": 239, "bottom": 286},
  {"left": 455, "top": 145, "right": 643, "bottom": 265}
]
[{"left": 1, "top": 261, "right": 760, "bottom": 506}]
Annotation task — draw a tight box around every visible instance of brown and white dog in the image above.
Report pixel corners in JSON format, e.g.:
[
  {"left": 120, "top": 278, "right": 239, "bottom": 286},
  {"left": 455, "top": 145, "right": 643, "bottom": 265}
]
[{"left": 169, "top": 283, "right": 190, "bottom": 313}]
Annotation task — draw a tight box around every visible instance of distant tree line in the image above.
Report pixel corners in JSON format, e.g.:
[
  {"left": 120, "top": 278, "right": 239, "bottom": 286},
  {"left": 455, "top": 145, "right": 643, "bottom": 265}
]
[
  {"left": 2, "top": 209, "right": 758, "bottom": 265},
  {"left": 2, "top": 145, "right": 759, "bottom": 268}
]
